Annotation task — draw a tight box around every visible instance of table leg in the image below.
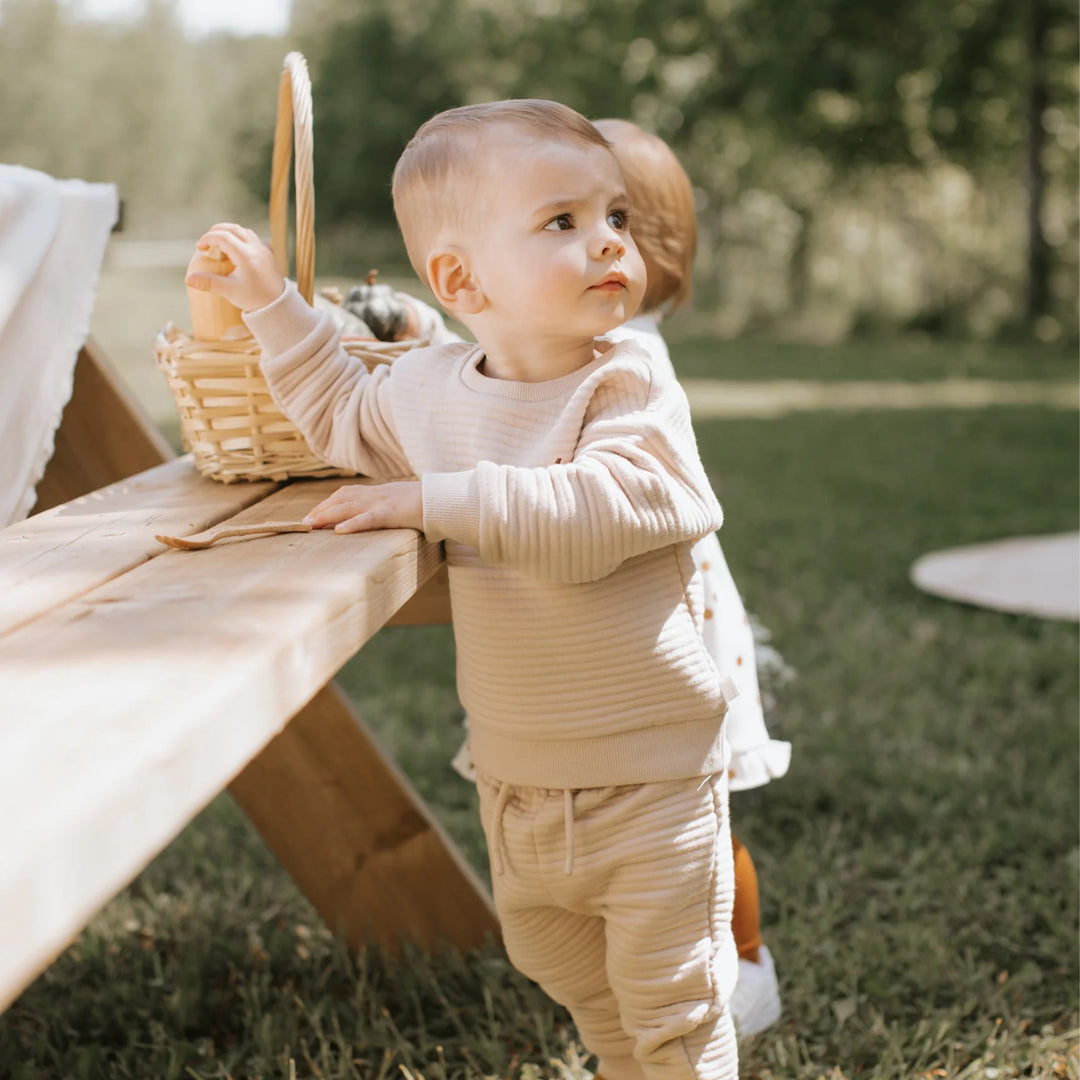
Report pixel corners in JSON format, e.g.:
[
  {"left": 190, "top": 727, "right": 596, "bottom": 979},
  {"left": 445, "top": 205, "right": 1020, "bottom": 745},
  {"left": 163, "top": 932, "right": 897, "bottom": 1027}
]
[{"left": 229, "top": 681, "right": 500, "bottom": 952}]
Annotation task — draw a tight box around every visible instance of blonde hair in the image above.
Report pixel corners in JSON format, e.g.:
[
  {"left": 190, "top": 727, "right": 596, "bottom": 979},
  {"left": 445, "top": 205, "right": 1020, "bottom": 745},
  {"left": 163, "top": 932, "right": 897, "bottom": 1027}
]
[
  {"left": 392, "top": 100, "right": 611, "bottom": 284},
  {"left": 594, "top": 119, "right": 697, "bottom": 314}
]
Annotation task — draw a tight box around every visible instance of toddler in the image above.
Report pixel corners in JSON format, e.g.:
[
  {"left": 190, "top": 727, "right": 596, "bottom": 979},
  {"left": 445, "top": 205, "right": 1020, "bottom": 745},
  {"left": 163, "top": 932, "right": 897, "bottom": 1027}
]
[
  {"left": 355, "top": 117, "right": 792, "bottom": 1040},
  {"left": 188, "top": 100, "right": 740, "bottom": 1080}
]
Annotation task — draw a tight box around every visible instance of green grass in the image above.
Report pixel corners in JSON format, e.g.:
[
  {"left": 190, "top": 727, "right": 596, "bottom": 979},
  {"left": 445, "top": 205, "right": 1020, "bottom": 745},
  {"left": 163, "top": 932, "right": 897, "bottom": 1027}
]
[
  {"left": 693, "top": 406, "right": 1078, "bottom": 1078},
  {"left": 2, "top": 341, "right": 1077, "bottom": 1079},
  {"left": 663, "top": 326, "right": 1078, "bottom": 384}
]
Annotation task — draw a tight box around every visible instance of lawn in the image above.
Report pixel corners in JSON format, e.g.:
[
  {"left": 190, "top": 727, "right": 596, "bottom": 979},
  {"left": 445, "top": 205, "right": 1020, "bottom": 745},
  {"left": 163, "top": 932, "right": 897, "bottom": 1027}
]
[
  {"left": 1, "top": 336, "right": 1076, "bottom": 1079},
  {"left": 662, "top": 321, "right": 1080, "bottom": 384}
]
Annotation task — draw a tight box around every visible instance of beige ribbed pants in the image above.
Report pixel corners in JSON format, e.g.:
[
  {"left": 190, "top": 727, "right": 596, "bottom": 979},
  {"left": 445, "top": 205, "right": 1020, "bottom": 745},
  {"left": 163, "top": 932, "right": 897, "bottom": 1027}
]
[{"left": 477, "top": 771, "right": 739, "bottom": 1080}]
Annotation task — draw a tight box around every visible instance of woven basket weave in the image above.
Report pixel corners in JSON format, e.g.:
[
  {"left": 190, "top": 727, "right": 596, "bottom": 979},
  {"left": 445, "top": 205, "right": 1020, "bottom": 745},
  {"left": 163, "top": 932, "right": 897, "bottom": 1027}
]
[{"left": 154, "top": 52, "right": 419, "bottom": 483}]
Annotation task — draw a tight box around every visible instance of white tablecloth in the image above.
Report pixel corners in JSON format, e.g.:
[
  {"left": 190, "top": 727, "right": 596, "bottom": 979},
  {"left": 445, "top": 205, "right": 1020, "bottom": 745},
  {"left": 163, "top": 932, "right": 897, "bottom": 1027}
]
[{"left": 0, "top": 165, "right": 118, "bottom": 525}]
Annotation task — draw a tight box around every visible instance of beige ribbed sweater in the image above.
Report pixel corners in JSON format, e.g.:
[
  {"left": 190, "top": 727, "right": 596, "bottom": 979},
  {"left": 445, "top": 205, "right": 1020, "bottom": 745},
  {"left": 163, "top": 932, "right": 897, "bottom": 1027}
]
[{"left": 246, "top": 283, "right": 730, "bottom": 788}]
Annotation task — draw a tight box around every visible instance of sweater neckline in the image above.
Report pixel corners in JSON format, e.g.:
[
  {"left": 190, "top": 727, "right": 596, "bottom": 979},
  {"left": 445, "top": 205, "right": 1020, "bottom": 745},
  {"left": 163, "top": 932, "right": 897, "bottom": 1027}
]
[{"left": 458, "top": 340, "right": 617, "bottom": 401}]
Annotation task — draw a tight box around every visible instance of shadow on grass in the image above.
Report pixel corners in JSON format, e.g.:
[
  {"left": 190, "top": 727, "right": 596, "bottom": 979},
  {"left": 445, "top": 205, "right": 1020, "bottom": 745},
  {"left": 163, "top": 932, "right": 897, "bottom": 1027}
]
[{"left": 2, "top": 396, "right": 1077, "bottom": 1078}]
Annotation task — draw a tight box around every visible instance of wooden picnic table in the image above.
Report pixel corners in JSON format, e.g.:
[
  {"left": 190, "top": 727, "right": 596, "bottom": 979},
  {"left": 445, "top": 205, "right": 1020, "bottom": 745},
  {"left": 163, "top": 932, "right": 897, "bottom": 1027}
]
[{"left": 0, "top": 342, "right": 497, "bottom": 1014}]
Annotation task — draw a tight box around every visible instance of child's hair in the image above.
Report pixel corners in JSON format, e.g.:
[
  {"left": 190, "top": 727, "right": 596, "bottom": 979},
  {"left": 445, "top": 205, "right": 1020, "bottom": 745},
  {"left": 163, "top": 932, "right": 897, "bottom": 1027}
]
[
  {"left": 393, "top": 99, "right": 611, "bottom": 284},
  {"left": 593, "top": 119, "right": 697, "bottom": 314}
]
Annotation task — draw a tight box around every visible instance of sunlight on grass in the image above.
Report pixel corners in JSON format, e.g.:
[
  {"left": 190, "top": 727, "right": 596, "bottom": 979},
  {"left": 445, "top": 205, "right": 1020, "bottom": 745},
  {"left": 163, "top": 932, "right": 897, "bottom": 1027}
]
[{"left": 1, "top": 345, "right": 1076, "bottom": 1078}]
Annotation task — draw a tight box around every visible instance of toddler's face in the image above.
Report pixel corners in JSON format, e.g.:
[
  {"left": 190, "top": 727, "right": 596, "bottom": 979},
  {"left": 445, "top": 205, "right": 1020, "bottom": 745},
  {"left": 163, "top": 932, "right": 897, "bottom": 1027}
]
[{"left": 465, "top": 132, "right": 646, "bottom": 345}]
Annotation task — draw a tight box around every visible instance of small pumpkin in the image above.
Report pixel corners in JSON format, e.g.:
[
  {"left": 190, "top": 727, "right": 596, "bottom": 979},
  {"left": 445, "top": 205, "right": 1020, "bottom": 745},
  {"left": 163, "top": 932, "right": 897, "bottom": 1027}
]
[{"left": 344, "top": 269, "right": 410, "bottom": 341}]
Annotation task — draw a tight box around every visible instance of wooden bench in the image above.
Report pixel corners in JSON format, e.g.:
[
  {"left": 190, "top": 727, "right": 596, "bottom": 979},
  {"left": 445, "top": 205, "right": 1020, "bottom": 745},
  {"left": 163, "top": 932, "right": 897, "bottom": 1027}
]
[{"left": 0, "top": 340, "right": 496, "bottom": 1014}]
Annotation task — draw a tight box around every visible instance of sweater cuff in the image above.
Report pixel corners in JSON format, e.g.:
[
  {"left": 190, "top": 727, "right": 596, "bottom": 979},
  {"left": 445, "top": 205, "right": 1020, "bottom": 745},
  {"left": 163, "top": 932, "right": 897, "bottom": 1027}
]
[
  {"left": 422, "top": 470, "right": 481, "bottom": 548},
  {"left": 242, "top": 280, "right": 321, "bottom": 358}
]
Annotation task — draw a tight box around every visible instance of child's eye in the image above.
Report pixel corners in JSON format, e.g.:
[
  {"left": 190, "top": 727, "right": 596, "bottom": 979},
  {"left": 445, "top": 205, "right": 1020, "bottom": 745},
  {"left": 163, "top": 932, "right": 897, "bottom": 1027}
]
[
  {"left": 607, "top": 208, "right": 630, "bottom": 230},
  {"left": 543, "top": 213, "right": 574, "bottom": 232}
]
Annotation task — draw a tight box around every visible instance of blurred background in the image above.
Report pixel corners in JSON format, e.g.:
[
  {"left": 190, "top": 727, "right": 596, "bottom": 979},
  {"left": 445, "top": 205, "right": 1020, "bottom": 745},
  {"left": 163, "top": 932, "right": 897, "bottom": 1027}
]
[
  {"left": 1, "top": 4, "right": 1078, "bottom": 1077},
  {"left": 1, "top": 0, "right": 1077, "bottom": 346}
]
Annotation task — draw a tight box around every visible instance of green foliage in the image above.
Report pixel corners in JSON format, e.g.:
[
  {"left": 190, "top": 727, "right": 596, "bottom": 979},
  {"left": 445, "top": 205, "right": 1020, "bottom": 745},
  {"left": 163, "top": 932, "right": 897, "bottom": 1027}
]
[
  {"left": 726, "top": 0, "right": 1047, "bottom": 165},
  {"left": 0, "top": 0, "right": 283, "bottom": 231},
  {"left": 292, "top": 0, "right": 1077, "bottom": 187},
  {"left": 311, "top": 7, "right": 464, "bottom": 225},
  {"left": 1, "top": 0, "right": 1076, "bottom": 337},
  {"left": 283, "top": 0, "right": 1077, "bottom": 340}
]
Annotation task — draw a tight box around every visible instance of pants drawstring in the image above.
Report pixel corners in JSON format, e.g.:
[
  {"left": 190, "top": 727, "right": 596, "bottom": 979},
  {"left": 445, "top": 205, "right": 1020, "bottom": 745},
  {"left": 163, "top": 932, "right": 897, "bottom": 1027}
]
[
  {"left": 563, "top": 788, "right": 575, "bottom": 875},
  {"left": 491, "top": 782, "right": 576, "bottom": 876},
  {"left": 491, "top": 780, "right": 511, "bottom": 876}
]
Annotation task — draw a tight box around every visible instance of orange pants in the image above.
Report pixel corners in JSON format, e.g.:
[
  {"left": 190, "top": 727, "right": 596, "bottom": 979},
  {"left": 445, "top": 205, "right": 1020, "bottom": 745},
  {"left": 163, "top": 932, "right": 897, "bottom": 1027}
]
[{"left": 731, "top": 835, "right": 762, "bottom": 964}]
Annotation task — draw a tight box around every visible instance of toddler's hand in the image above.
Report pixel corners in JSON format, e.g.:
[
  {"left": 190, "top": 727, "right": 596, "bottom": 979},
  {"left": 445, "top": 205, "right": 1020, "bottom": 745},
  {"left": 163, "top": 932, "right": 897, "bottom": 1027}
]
[
  {"left": 303, "top": 481, "right": 423, "bottom": 534},
  {"left": 185, "top": 223, "right": 285, "bottom": 312}
]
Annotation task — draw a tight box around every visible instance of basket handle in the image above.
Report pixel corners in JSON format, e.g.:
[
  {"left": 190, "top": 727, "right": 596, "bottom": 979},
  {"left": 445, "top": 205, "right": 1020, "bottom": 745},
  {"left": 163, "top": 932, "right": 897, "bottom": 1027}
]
[{"left": 269, "top": 52, "right": 315, "bottom": 305}]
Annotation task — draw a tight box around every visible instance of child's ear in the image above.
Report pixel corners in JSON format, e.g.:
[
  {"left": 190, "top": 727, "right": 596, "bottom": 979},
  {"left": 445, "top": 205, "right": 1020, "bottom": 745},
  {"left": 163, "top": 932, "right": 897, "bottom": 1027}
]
[{"left": 427, "top": 247, "right": 485, "bottom": 315}]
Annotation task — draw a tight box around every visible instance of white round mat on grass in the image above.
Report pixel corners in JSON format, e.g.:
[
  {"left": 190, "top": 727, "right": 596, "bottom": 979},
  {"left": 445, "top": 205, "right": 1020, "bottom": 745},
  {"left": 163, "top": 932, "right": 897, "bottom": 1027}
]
[{"left": 911, "top": 532, "right": 1080, "bottom": 621}]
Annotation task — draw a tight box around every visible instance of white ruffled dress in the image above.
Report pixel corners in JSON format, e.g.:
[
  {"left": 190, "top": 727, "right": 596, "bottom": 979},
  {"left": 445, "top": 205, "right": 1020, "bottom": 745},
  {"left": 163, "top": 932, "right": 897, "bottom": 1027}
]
[{"left": 605, "top": 316, "right": 792, "bottom": 792}]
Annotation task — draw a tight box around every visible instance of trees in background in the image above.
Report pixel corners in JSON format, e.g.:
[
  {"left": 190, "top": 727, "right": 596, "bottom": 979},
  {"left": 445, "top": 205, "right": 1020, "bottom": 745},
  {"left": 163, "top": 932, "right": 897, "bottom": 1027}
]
[
  {"left": 1, "top": 0, "right": 1075, "bottom": 340},
  {"left": 307, "top": 8, "right": 460, "bottom": 225},
  {"left": 292, "top": 0, "right": 1077, "bottom": 339},
  {"left": 0, "top": 0, "right": 282, "bottom": 230},
  {"left": 723, "top": 0, "right": 1077, "bottom": 327}
]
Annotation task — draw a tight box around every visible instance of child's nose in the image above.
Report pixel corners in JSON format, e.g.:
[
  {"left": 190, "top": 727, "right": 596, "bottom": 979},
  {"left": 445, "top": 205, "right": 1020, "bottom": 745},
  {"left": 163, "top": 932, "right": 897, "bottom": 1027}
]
[{"left": 594, "top": 226, "right": 626, "bottom": 260}]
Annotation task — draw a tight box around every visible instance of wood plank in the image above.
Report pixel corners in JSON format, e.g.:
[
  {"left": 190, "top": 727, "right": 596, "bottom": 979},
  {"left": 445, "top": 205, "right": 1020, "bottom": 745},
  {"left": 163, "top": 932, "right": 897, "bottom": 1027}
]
[
  {"left": 386, "top": 563, "right": 451, "bottom": 625},
  {"left": 0, "top": 481, "right": 444, "bottom": 1011},
  {"left": 32, "top": 338, "right": 175, "bottom": 513},
  {"left": 230, "top": 682, "right": 498, "bottom": 953},
  {"left": 0, "top": 457, "right": 277, "bottom": 636}
]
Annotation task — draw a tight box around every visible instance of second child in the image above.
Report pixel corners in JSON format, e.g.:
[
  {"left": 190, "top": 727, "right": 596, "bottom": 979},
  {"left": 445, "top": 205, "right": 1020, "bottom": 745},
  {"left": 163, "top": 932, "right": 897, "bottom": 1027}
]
[{"left": 595, "top": 118, "right": 790, "bottom": 1040}]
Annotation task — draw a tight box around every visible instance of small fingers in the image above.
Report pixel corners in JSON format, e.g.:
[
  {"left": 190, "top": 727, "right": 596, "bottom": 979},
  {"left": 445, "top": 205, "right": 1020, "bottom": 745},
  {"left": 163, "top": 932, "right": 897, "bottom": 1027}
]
[
  {"left": 303, "top": 484, "right": 415, "bottom": 534},
  {"left": 334, "top": 513, "right": 378, "bottom": 534},
  {"left": 197, "top": 222, "right": 257, "bottom": 247},
  {"left": 195, "top": 230, "right": 247, "bottom": 264},
  {"left": 185, "top": 272, "right": 212, "bottom": 292},
  {"left": 303, "top": 506, "right": 350, "bottom": 528},
  {"left": 195, "top": 226, "right": 270, "bottom": 268},
  {"left": 303, "top": 486, "right": 369, "bottom": 526}
]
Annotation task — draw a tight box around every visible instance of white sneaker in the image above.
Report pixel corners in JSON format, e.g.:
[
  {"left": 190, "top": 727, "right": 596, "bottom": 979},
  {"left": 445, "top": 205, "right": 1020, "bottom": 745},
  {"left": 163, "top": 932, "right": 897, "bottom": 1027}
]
[{"left": 729, "top": 944, "right": 782, "bottom": 1038}]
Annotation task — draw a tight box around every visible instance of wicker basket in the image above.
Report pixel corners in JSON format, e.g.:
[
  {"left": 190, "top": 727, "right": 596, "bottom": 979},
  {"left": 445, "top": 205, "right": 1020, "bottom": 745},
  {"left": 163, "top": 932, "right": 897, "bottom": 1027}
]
[{"left": 155, "top": 52, "right": 420, "bottom": 483}]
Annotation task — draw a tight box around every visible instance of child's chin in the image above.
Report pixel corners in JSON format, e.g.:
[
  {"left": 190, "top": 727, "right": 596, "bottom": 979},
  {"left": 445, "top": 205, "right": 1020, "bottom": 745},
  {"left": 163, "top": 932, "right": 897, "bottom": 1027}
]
[{"left": 595, "top": 310, "right": 632, "bottom": 334}]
